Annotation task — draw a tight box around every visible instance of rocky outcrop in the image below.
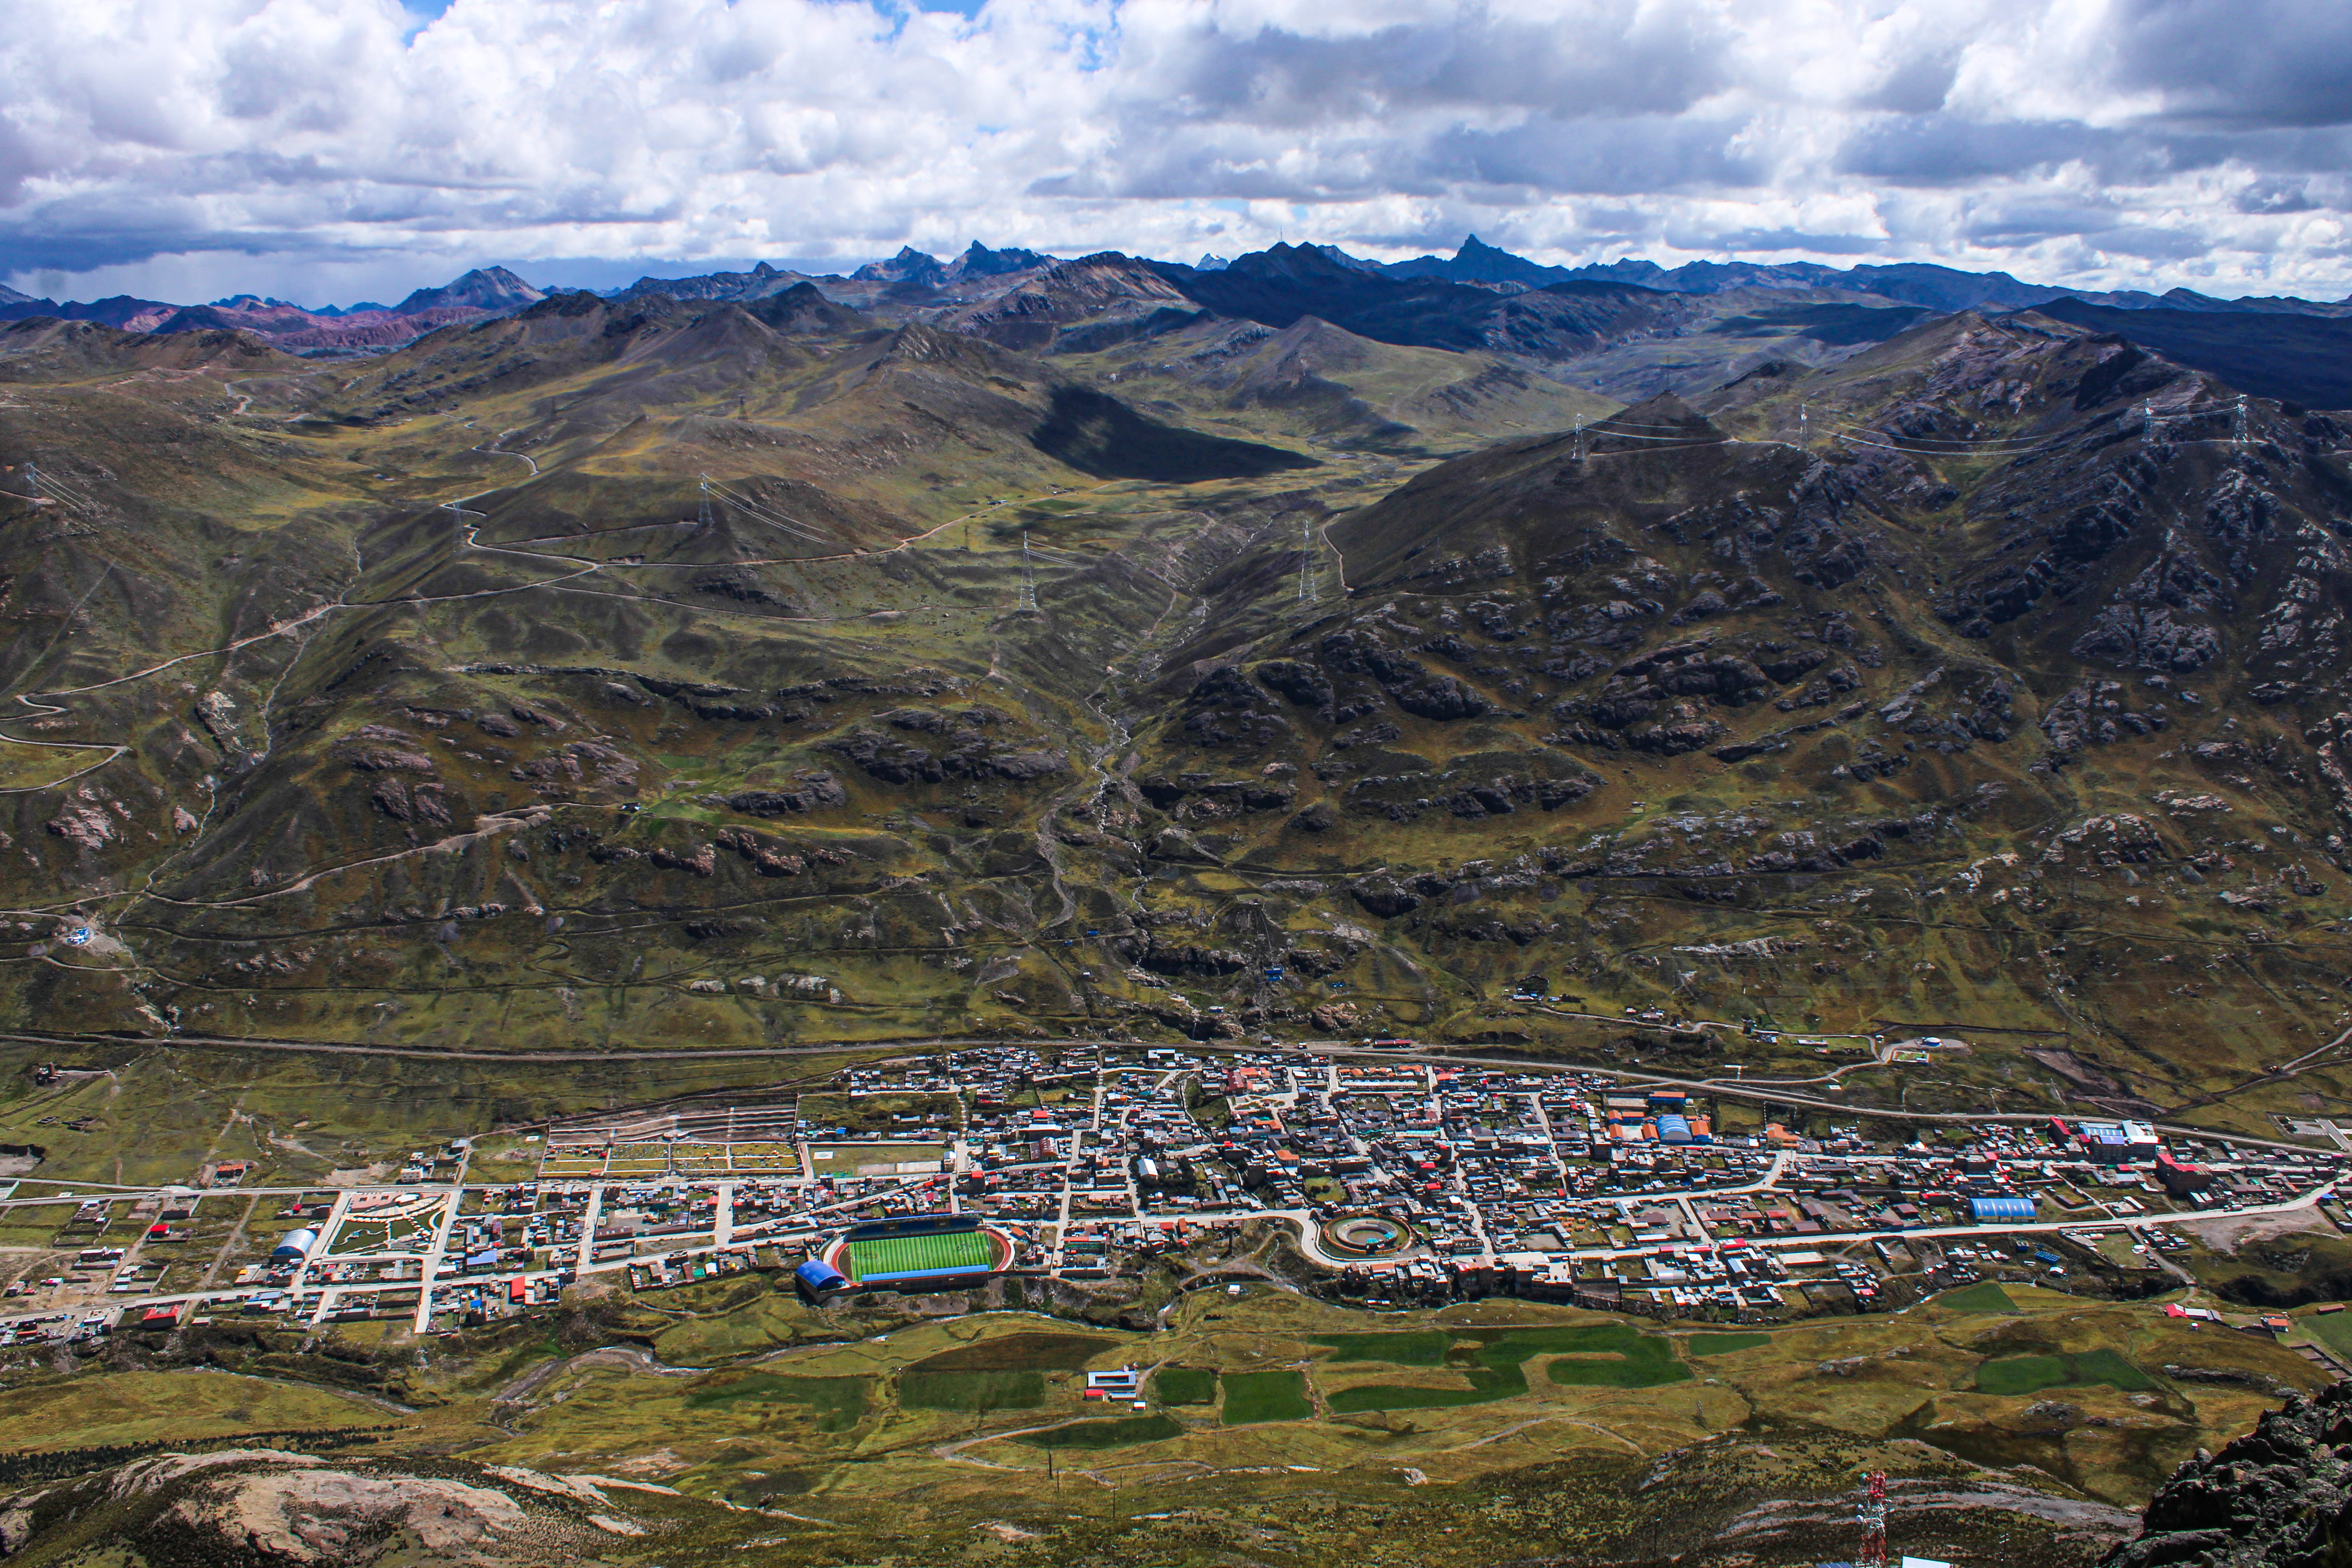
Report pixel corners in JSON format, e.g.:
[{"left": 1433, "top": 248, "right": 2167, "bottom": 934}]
[
  {"left": 508, "top": 740, "right": 639, "bottom": 793},
  {"left": 2043, "top": 681, "right": 2173, "bottom": 754},
  {"left": 0, "top": 1449, "right": 656, "bottom": 1566},
  {"left": 369, "top": 778, "right": 451, "bottom": 827},
  {"left": 1118, "top": 934, "right": 1249, "bottom": 976},
  {"left": 2103, "top": 1384, "right": 2352, "bottom": 1568},
  {"left": 825, "top": 726, "right": 1067, "bottom": 784},
  {"left": 648, "top": 842, "right": 716, "bottom": 876},
  {"left": 2074, "top": 605, "right": 2222, "bottom": 672},
  {"left": 716, "top": 827, "right": 807, "bottom": 876},
  {"left": 1136, "top": 773, "right": 1293, "bottom": 820},
  {"left": 44, "top": 790, "right": 117, "bottom": 849},
  {"left": 723, "top": 773, "right": 848, "bottom": 816},
  {"left": 1254, "top": 658, "right": 1334, "bottom": 716},
  {"left": 1180, "top": 665, "right": 1292, "bottom": 748},
  {"left": 1349, "top": 874, "right": 1421, "bottom": 917}
]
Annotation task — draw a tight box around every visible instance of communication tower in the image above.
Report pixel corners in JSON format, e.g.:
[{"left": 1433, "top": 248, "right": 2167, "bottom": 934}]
[{"left": 1855, "top": 1469, "right": 1889, "bottom": 1568}]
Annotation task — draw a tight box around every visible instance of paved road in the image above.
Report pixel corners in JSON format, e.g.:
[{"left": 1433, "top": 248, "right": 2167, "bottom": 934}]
[{"left": 14, "top": 1158, "right": 2328, "bottom": 1335}]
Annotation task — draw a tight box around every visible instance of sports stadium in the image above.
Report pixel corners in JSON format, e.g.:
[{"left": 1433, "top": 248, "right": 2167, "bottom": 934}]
[{"left": 816, "top": 1214, "right": 1014, "bottom": 1290}]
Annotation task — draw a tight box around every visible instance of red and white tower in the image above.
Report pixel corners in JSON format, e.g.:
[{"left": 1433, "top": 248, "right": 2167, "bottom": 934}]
[{"left": 1856, "top": 1469, "right": 1889, "bottom": 1568}]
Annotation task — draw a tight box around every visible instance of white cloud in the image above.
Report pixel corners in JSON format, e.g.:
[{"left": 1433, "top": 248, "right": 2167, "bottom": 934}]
[{"left": 3, "top": 0, "right": 2350, "bottom": 304}]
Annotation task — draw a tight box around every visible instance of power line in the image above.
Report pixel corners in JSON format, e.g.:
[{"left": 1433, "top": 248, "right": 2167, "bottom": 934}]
[
  {"left": 29, "top": 465, "right": 96, "bottom": 511},
  {"left": 1018, "top": 531, "right": 1037, "bottom": 613},
  {"left": 701, "top": 477, "right": 830, "bottom": 544},
  {"left": 1297, "top": 518, "right": 1317, "bottom": 605},
  {"left": 1582, "top": 428, "right": 1732, "bottom": 444}
]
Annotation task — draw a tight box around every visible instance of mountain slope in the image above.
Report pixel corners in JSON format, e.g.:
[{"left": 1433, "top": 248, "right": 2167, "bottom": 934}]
[
  {"left": 4, "top": 267, "right": 2352, "bottom": 1144},
  {"left": 393, "top": 265, "right": 545, "bottom": 314},
  {"left": 2027, "top": 298, "right": 2352, "bottom": 407},
  {"left": 1161, "top": 243, "right": 1704, "bottom": 360}
]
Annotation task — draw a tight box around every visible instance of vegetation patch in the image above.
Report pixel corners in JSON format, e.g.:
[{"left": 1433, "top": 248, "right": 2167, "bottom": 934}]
[
  {"left": 1975, "top": 1349, "right": 2155, "bottom": 1397},
  {"left": 683, "top": 1374, "right": 869, "bottom": 1432},
  {"left": 1018, "top": 1412, "right": 1184, "bottom": 1449},
  {"left": 1686, "top": 1333, "right": 1771, "bottom": 1357},
  {"left": 1152, "top": 1366, "right": 1217, "bottom": 1405},
  {"left": 1220, "top": 1369, "right": 1313, "bottom": 1425},
  {"left": 1940, "top": 1282, "right": 2020, "bottom": 1314},
  {"left": 910, "top": 1332, "right": 1114, "bottom": 1372},
  {"left": 899, "top": 1370, "right": 1045, "bottom": 1411},
  {"left": 1535, "top": 1325, "right": 1691, "bottom": 1389},
  {"left": 1312, "top": 1331, "right": 1450, "bottom": 1365},
  {"left": 0, "top": 1371, "right": 383, "bottom": 1453},
  {"left": 1325, "top": 1325, "right": 1689, "bottom": 1411},
  {"left": 2302, "top": 1312, "right": 2352, "bottom": 1362}
]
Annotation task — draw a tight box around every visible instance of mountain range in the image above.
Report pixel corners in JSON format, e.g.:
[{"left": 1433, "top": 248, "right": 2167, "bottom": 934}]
[{"left": 6, "top": 236, "right": 2349, "bottom": 375}]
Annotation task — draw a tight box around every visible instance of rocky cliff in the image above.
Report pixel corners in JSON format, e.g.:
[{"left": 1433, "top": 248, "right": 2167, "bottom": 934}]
[{"left": 2105, "top": 1383, "right": 2352, "bottom": 1568}]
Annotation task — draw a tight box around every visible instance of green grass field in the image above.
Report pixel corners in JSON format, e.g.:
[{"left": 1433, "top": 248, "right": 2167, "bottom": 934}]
[
  {"left": 899, "top": 1370, "right": 1044, "bottom": 1411},
  {"left": 1220, "top": 1369, "right": 1312, "bottom": 1425},
  {"left": 1152, "top": 1366, "right": 1218, "bottom": 1404},
  {"left": 913, "top": 1333, "right": 1112, "bottom": 1371},
  {"left": 1312, "top": 1331, "right": 1450, "bottom": 1364},
  {"left": 1974, "top": 1349, "right": 2154, "bottom": 1397},
  {"left": 1940, "top": 1282, "right": 2020, "bottom": 1313},
  {"left": 2303, "top": 1310, "right": 2352, "bottom": 1361},
  {"left": 1019, "top": 1413, "right": 1184, "bottom": 1449},
  {"left": 684, "top": 1374, "right": 870, "bottom": 1432},
  {"left": 1327, "top": 1325, "right": 1690, "bottom": 1413},
  {"left": 843, "top": 1228, "right": 996, "bottom": 1281},
  {"left": 1686, "top": 1333, "right": 1771, "bottom": 1356}
]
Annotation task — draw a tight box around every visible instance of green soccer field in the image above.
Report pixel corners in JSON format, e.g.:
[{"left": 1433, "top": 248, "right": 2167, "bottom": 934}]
[{"left": 844, "top": 1229, "right": 997, "bottom": 1279}]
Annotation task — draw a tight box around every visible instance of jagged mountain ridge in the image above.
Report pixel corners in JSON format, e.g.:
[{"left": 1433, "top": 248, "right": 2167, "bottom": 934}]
[
  {"left": 1377, "top": 235, "right": 2352, "bottom": 316},
  {"left": 12, "top": 234, "right": 2347, "bottom": 369}
]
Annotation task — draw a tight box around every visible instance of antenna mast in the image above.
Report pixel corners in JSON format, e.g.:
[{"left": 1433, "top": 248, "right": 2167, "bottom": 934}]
[{"left": 1856, "top": 1469, "right": 1889, "bottom": 1568}]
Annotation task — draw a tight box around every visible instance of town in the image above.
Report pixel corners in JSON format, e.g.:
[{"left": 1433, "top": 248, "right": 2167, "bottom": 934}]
[{"left": 0, "top": 1042, "right": 2338, "bottom": 1353}]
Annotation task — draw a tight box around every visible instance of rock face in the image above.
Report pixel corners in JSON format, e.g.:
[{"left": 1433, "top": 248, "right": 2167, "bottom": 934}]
[{"left": 2104, "top": 1384, "right": 2352, "bottom": 1568}]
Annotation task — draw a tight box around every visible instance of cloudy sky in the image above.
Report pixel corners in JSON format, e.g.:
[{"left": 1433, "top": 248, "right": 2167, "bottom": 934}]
[{"left": 5, "top": 0, "right": 2351, "bottom": 305}]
